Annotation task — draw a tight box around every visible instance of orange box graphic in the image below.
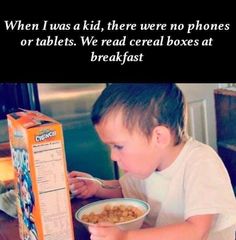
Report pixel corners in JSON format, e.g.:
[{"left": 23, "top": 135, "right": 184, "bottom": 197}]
[{"left": 7, "top": 110, "right": 75, "bottom": 240}]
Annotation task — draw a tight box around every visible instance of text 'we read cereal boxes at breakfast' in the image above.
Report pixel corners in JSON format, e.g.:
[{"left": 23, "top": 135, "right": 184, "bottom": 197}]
[{"left": 7, "top": 110, "right": 74, "bottom": 240}]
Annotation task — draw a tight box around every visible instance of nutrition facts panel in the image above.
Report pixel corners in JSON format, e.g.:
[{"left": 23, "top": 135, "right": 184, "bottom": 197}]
[
  {"left": 33, "top": 140, "right": 73, "bottom": 240},
  {"left": 33, "top": 141, "right": 65, "bottom": 193}
]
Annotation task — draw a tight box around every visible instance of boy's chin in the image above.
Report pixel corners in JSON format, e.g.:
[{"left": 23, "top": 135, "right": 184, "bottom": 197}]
[
  {"left": 128, "top": 172, "right": 151, "bottom": 180},
  {"left": 120, "top": 167, "right": 152, "bottom": 179}
]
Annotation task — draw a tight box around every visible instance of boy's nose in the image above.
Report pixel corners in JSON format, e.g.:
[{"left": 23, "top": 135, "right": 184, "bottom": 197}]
[{"left": 110, "top": 150, "right": 119, "bottom": 162}]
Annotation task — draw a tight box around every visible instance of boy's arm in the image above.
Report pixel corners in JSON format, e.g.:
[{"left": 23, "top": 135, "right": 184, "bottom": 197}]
[
  {"left": 126, "top": 214, "right": 214, "bottom": 240},
  {"left": 68, "top": 171, "right": 122, "bottom": 199},
  {"left": 95, "top": 179, "right": 123, "bottom": 199},
  {"left": 89, "top": 214, "right": 215, "bottom": 240}
]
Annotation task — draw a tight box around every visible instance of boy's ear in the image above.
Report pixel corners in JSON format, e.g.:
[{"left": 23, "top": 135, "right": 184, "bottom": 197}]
[{"left": 152, "top": 125, "right": 171, "bottom": 147}]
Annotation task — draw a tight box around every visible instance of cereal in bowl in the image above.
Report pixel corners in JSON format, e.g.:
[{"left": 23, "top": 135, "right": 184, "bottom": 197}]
[{"left": 81, "top": 204, "right": 144, "bottom": 224}]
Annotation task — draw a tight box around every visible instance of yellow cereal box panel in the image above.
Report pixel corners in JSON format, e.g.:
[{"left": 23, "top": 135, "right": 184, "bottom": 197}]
[{"left": 7, "top": 110, "right": 74, "bottom": 240}]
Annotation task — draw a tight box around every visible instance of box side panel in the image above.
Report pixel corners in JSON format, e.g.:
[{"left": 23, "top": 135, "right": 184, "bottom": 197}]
[
  {"left": 7, "top": 113, "right": 74, "bottom": 240},
  {"left": 7, "top": 114, "right": 39, "bottom": 240},
  {"left": 28, "top": 123, "right": 74, "bottom": 240}
]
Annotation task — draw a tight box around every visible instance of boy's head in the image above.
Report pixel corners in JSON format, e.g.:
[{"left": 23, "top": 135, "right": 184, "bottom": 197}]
[{"left": 91, "top": 83, "right": 187, "bottom": 145}]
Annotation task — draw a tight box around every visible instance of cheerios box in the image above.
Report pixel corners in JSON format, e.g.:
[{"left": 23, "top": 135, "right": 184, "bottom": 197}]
[{"left": 7, "top": 109, "right": 74, "bottom": 240}]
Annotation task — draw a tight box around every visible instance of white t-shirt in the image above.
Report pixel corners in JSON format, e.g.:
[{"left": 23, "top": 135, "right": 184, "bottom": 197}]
[{"left": 119, "top": 138, "right": 236, "bottom": 240}]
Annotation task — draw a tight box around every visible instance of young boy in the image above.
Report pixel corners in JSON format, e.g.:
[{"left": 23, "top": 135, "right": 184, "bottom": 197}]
[{"left": 68, "top": 83, "right": 236, "bottom": 240}]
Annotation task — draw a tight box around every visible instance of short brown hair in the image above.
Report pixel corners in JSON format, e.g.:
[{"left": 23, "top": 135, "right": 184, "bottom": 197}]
[{"left": 91, "top": 83, "right": 187, "bottom": 145}]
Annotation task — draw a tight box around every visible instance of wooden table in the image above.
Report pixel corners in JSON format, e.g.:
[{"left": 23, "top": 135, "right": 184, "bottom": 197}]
[{"left": 0, "top": 197, "right": 100, "bottom": 240}]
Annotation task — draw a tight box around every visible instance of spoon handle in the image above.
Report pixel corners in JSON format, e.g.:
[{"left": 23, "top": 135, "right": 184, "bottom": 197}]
[{"left": 76, "top": 176, "right": 101, "bottom": 184}]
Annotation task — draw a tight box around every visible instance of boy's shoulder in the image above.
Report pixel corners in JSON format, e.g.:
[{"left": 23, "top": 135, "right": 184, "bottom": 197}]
[
  {"left": 184, "top": 138, "right": 218, "bottom": 157},
  {"left": 182, "top": 138, "right": 223, "bottom": 170}
]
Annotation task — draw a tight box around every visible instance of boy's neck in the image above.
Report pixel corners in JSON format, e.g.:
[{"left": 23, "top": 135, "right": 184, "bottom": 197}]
[{"left": 157, "top": 141, "right": 186, "bottom": 171}]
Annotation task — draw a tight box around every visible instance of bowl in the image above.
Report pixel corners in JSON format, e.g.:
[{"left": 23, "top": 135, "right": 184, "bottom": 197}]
[{"left": 75, "top": 198, "right": 150, "bottom": 231}]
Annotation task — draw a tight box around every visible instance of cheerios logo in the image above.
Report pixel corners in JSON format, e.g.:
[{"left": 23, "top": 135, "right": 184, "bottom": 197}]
[{"left": 35, "top": 129, "right": 56, "bottom": 142}]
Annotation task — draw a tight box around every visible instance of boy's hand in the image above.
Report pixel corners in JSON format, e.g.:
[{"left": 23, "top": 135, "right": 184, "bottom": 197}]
[
  {"left": 89, "top": 223, "right": 128, "bottom": 240},
  {"left": 68, "top": 171, "right": 100, "bottom": 199}
]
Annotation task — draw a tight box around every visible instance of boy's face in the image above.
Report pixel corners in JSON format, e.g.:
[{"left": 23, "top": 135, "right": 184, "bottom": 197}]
[{"left": 95, "top": 111, "right": 160, "bottom": 179}]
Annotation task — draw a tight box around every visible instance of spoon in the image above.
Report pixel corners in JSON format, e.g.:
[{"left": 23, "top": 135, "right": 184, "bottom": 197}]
[{"left": 76, "top": 176, "right": 121, "bottom": 189}]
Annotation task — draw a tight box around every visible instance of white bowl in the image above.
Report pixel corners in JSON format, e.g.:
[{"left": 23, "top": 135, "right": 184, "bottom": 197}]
[{"left": 75, "top": 198, "right": 150, "bottom": 231}]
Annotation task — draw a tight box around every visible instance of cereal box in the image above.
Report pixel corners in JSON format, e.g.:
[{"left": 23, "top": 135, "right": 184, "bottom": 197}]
[{"left": 7, "top": 109, "right": 74, "bottom": 240}]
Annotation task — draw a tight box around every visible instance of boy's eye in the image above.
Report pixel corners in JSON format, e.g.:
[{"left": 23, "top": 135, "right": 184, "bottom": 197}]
[{"left": 113, "top": 144, "right": 123, "bottom": 150}]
